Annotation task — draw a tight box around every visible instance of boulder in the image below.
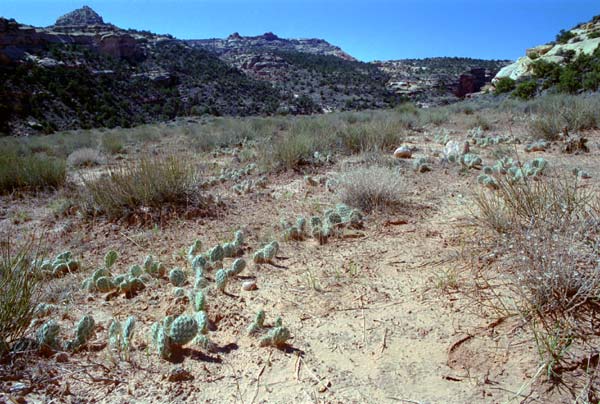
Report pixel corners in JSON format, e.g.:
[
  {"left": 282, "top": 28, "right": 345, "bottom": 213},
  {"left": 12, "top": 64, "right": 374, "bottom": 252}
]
[{"left": 393, "top": 146, "right": 412, "bottom": 159}]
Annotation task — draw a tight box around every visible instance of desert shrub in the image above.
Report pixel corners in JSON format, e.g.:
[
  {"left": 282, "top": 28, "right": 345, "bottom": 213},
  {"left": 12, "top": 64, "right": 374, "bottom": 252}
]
[
  {"left": 0, "top": 239, "right": 41, "bottom": 354},
  {"left": 472, "top": 174, "right": 588, "bottom": 234},
  {"left": 494, "top": 77, "right": 516, "bottom": 95},
  {"left": 67, "top": 148, "right": 106, "bottom": 167},
  {"left": 418, "top": 107, "right": 450, "bottom": 126},
  {"left": 337, "top": 166, "right": 404, "bottom": 212},
  {"left": 555, "top": 29, "right": 576, "bottom": 44},
  {"left": 0, "top": 151, "right": 66, "bottom": 194},
  {"left": 80, "top": 155, "right": 202, "bottom": 219},
  {"left": 101, "top": 132, "right": 125, "bottom": 155},
  {"left": 470, "top": 173, "right": 600, "bottom": 384},
  {"left": 513, "top": 80, "right": 537, "bottom": 100},
  {"left": 527, "top": 94, "right": 599, "bottom": 140}
]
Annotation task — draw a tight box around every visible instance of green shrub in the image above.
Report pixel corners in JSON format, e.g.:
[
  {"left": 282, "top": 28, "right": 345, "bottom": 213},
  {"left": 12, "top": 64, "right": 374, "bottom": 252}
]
[
  {"left": 555, "top": 29, "right": 576, "bottom": 44},
  {"left": 494, "top": 77, "right": 516, "bottom": 95},
  {"left": 0, "top": 151, "right": 66, "bottom": 194},
  {"left": 81, "top": 155, "right": 203, "bottom": 219},
  {"left": 513, "top": 80, "right": 538, "bottom": 100}
]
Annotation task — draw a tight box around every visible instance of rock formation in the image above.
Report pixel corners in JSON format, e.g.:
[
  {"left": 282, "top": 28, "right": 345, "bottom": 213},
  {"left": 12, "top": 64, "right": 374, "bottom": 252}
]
[{"left": 494, "top": 17, "right": 600, "bottom": 82}]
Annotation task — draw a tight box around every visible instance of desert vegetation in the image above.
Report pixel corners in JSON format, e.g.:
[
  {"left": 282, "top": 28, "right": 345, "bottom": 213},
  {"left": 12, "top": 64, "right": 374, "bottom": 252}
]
[{"left": 1, "top": 91, "right": 600, "bottom": 403}]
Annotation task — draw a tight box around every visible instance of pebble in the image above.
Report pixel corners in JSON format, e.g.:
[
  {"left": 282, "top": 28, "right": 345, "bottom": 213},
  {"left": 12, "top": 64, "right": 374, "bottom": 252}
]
[{"left": 241, "top": 281, "right": 257, "bottom": 291}]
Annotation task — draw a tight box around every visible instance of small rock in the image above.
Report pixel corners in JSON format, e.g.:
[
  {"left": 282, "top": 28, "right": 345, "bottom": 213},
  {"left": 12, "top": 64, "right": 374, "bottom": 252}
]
[
  {"left": 393, "top": 146, "right": 412, "bottom": 159},
  {"left": 241, "top": 281, "right": 257, "bottom": 291},
  {"left": 167, "top": 367, "right": 194, "bottom": 382}
]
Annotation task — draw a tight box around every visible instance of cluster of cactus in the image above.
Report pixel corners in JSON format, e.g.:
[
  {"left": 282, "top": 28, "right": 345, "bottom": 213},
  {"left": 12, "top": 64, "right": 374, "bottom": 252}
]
[
  {"left": 473, "top": 135, "right": 509, "bottom": 148},
  {"left": 38, "top": 251, "right": 80, "bottom": 278},
  {"left": 82, "top": 251, "right": 158, "bottom": 296},
  {"left": 413, "top": 157, "right": 432, "bottom": 173},
  {"left": 201, "top": 163, "right": 258, "bottom": 188},
  {"left": 253, "top": 241, "right": 280, "bottom": 264},
  {"left": 150, "top": 291, "right": 213, "bottom": 359},
  {"left": 219, "top": 163, "right": 257, "bottom": 182},
  {"left": 433, "top": 128, "right": 451, "bottom": 145},
  {"left": 282, "top": 216, "right": 308, "bottom": 241},
  {"left": 573, "top": 167, "right": 592, "bottom": 179},
  {"left": 467, "top": 126, "right": 484, "bottom": 139},
  {"left": 108, "top": 316, "right": 136, "bottom": 356},
  {"left": 309, "top": 204, "right": 364, "bottom": 245},
  {"left": 232, "top": 176, "right": 268, "bottom": 194},
  {"left": 312, "top": 151, "right": 334, "bottom": 165},
  {"left": 478, "top": 157, "right": 549, "bottom": 190},
  {"left": 459, "top": 153, "right": 483, "bottom": 169},
  {"left": 215, "top": 258, "right": 247, "bottom": 292},
  {"left": 187, "top": 232, "right": 244, "bottom": 285},
  {"left": 246, "top": 310, "right": 291, "bottom": 348},
  {"left": 56, "top": 315, "right": 95, "bottom": 352},
  {"left": 525, "top": 139, "right": 550, "bottom": 152},
  {"left": 36, "top": 319, "right": 61, "bottom": 352}
]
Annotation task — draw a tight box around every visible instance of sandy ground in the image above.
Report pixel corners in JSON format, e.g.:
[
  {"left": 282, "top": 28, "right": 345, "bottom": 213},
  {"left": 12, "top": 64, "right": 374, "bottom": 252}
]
[{"left": 1, "top": 122, "right": 599, "bottom": 403}]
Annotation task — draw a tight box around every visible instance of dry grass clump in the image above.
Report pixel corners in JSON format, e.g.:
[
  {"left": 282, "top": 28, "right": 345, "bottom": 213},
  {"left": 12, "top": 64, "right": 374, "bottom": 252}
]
[
  {"left": 527, "top": 94, "right": 599, "bottom": 140},
  {"left": 67, "top": 148, "right": 107, "bottom": 168},
  {"left": 469, "top": 173, "right": 600, "bottom": 394},
  {"left": 0, "top": 150, "right": 66, "bottom": 194},
  {"left": 80, "top": 156, "right": 204, "bottom": 220},
  {"left": 0, "top": 238, "right": 41, "bottom": 354},
  {"left": 337, "top": 166, "right": 404, "bottom": 212}
]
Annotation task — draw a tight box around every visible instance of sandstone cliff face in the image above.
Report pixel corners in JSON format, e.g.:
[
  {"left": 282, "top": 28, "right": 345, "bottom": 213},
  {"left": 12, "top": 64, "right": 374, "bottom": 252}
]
[{"left": 494, "top": 18, "right": 600, "bottom": 82}]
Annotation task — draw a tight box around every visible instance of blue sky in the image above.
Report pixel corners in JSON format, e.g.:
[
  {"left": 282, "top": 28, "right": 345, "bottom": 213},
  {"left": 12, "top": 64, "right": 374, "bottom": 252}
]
[{"left": 1, "top": 0, "right": 598, "bottom": 61}]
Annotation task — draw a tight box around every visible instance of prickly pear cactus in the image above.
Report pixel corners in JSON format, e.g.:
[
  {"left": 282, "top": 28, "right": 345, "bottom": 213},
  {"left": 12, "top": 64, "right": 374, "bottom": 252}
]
[
  {"left": 226, "top": 258, "right": 246, "bottom": 277},
  {"left": 247, "top": 310, "right": 265, "bottom": 335},
  {"left": 215, "top": 269, "right": 228, "bottom": 292},
  {"left": 95, "top": 276, "right": 115, "bottom": 293},
  {"left": 193, "top": 334, "right": 214, "bottom": 351},
  {"left": 169, "top": 315, "right": 198, "bottom": 346},
  {"left": 92, "top": 268, "right": 111, "bottom": 283},
  {"left": 196, "top": 311, "right": 208, "bottom": 335},
  {"left": 104, "top": 250, "right": 118, "bottom": 269},
  {"left": 259, "top": 326, "right": 291, "bottom": 347},
  {"left": 169, "top": 268, "right": 186, "bottom": 287},
  {"left": 122, "top": 316, "right": 135, "bottom": 350},
  {"left": 66, "top": 315, "right": 95, "bottom": 351},
  {"left": 129, "top": 265, "right": 143, "bottom": 277},
  {"left": 208, "top": 245, "right": 225, "bottom": 263},
  {"left": 36, "top": 319, "right": 60, "bottom": 350},
  {"left": 108, "top": 319, "right": 123, "bottom": 350},
  {"left": 188, "top": 240, "right": 202, "bottom": 262},
  {"left": 192, "top": 255, "right": 208, "bottom": 271},
  {"left": 413, "top": 157, "right": 432, "bottom": 173},
  {"left": 253, "top": 250, "right": 267, "bottom": 264},
  {"left": 156, "top": 325, "right": 170, "bottom": 359},
  {"left": 193, "top": 290, "right": 205, "bottom": 312}
]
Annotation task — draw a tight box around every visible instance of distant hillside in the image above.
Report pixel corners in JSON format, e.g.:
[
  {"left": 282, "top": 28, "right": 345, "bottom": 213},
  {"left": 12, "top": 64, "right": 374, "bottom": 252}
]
[
  {"left": 493, "top": 15, "right": 600, "bottom": 97},
  {"left": 375, "top": 57, "right": 511, "bottom": 104},
  {"left": 0, "top": 6, "right": 507, "bottom": 135}
]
